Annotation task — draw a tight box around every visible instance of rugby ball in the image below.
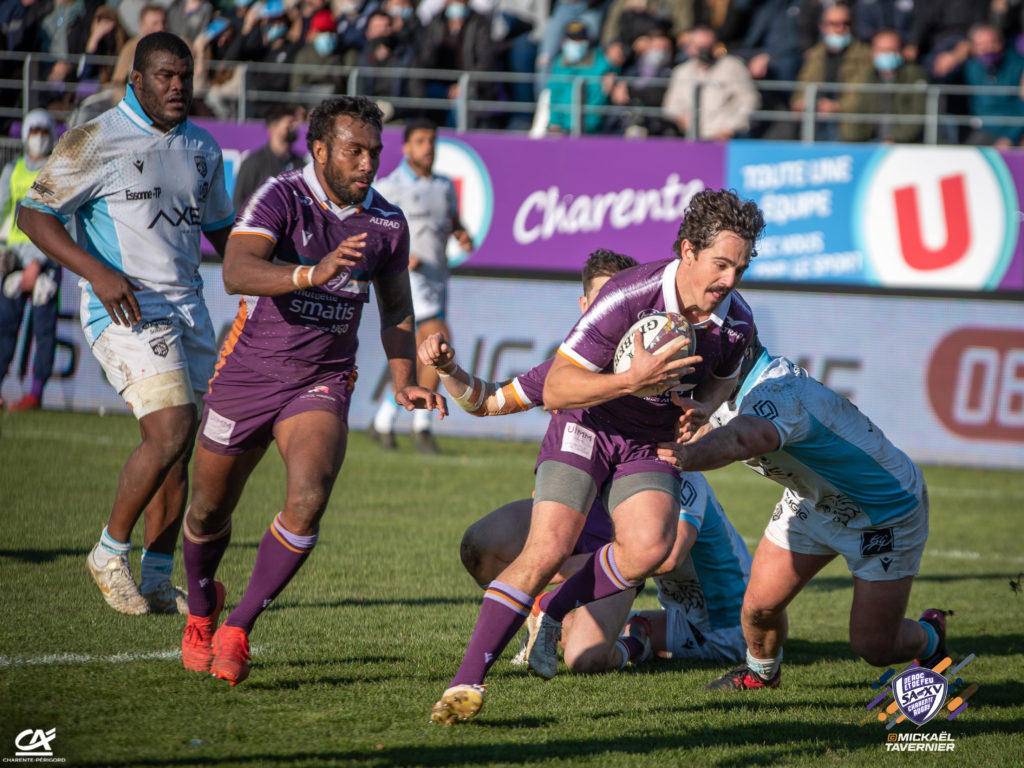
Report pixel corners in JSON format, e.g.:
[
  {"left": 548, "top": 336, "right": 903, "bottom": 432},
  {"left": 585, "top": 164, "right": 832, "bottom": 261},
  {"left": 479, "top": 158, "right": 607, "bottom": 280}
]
[{"left": 612, "top": 312, "right": 696, "bottom": 397}]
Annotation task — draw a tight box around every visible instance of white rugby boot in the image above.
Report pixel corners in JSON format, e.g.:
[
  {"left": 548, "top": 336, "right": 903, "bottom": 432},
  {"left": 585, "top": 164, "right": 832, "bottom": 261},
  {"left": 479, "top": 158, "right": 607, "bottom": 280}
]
[{"left": 86, "top": 544, "right": 149, "bottom": 615}]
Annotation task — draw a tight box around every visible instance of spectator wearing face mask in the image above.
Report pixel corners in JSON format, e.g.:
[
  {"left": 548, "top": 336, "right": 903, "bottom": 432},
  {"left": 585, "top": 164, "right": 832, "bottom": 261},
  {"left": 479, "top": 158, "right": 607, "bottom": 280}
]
[
  {"left": 290, "top": 8, "right": 344, "bottom": 95},
  {"left": 844, "top": 28, "right": 927, "bottom": 143},
  {"left": 356, "top": 9, "right": 407, "bottom": 113},
  {"left": 661, "top": 24, "right": 759, "bottom": 141},
  {"left": 242, "top": 0, "right": 304, "bottom": 116},
  {"left": 412, "top": 0, "right": 496, "bottom": 127},
  {"left": 0, "top": 109, "right": 62, "bottom": 412},
  {"left": 963, "top": 21, "right": 1024, "bottom": 147},
  {"left": 546, "top": 19, "right": 618, "bottom": 134},
  {"left": 606, "top": 24, "right": 676, "bottom": 137},
  {"left": 792, "top": 2, "right": 873, "bottom": 141},
  {"left": 232, "top": 103, "right": 305, "bottom": 211}
]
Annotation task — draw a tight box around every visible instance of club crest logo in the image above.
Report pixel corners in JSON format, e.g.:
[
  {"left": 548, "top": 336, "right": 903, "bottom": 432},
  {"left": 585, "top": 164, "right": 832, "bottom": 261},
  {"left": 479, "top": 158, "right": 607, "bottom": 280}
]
[{"left": 892, "top": 667, "right": 948, "bottom": 725}]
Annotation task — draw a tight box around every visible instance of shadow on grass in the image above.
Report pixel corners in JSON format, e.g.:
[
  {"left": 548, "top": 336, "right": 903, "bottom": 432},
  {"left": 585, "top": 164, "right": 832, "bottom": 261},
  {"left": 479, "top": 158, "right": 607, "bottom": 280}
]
[
  {"left": 0, "top": 547, "right": 91, "bottom": 563},
  {"left": 72, "top": 714, "right": 1022, "bottom": 767}
]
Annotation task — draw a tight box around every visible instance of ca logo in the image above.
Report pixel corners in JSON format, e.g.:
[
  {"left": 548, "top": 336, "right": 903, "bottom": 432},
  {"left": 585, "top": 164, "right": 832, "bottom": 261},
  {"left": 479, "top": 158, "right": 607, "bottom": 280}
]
[{"left": 15, "top": 728, "right": 57, "bottom": 756}]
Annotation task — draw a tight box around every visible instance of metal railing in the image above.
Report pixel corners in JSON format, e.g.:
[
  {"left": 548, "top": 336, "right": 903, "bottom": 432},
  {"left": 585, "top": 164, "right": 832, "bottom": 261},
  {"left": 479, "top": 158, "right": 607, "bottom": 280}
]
[{"left": 4, "top": 50, "right": 1024, "bottom": 143}]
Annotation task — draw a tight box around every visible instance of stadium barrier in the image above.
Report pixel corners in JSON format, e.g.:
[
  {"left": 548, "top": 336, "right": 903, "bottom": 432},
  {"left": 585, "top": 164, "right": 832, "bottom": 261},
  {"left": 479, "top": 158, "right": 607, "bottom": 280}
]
[{"left": 5, "top": 50, "right": 1024, "bottom": 142}]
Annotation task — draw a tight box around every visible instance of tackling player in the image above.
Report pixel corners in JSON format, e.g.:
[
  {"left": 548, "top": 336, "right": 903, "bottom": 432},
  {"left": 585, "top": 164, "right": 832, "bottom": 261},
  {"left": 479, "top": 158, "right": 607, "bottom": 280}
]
[
  {"left": 178, "top": 96, "right": 445, "bottom": 686},
  {"left": 656, "top": 334, "right": 943, "bottom": 690},
  {"left": 431, "top": 189, "right": 766, "bottom": 723},
  {"left": 19, "top": 32, "right": 235, "bottom": 615}
]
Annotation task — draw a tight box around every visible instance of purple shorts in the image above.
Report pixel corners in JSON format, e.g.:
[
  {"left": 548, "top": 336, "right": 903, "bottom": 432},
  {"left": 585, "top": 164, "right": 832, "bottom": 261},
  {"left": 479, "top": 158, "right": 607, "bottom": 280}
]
[
  {"left": 536, "top": 408, "right": 677, "bottom": 488},
  {"left": 199, "top": 366, "right": 356, "bottom": 455}
]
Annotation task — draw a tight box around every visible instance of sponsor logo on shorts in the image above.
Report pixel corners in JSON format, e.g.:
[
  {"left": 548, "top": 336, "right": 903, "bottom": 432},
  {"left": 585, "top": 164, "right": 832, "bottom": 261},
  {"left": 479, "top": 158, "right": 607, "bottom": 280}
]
[
  {"left": 149, "top": 339, "right": 169, "bottom": 357},
  {"left": 203, "top": 409, "right": 236, "bottom": 445},
  {"left": 861, "top": 527, "right": 894, "bottom": 557},
  {"left": 125, "top": 187, "right": 162, "bottom": 200},
  {"left": 195, "top": 155, "right": 208, "bottom": 178},
  {"left": 879, "top": 556, "right": 894, "bottom": 572},
  {"left": 560, "top": 422, "right": 596, "bottom": 460}
]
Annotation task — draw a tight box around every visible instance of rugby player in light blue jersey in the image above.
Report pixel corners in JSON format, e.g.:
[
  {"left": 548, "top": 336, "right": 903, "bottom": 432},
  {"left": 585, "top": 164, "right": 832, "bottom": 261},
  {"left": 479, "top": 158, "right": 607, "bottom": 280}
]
[
  {"left": 656, "top": 334, "right": 945, "bottom": 690},
  {"left": 19, "top": 32, "right": 235, "bottom": 616}
]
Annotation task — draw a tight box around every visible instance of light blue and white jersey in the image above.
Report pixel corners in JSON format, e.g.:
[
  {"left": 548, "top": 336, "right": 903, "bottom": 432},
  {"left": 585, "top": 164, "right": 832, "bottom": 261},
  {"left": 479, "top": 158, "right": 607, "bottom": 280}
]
[
  {"left": 654, "top": 471, "right": 751, "bottom": 632},
  {"left": 713, "top": 351, "right": 926, "bottom": 525},
  {"left": 22, "top": 86, "right": 235, "bottom": 344},
  {"left": 374, "top": 158, "right": 457, "bottom": 284}
]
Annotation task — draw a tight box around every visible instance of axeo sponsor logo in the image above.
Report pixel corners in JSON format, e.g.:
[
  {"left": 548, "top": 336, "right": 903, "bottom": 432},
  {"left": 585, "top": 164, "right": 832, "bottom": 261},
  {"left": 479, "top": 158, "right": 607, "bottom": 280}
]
[{"left": 927, "top": 327, "right": 1024, "bottom": 442}]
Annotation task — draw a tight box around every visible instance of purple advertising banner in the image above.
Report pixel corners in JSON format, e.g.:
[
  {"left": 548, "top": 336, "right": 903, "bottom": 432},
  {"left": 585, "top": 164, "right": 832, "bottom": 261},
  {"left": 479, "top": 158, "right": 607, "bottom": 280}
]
[
  {"left": 197, "top": 119, "right": 1023, "bottom": 290},
  {"left": 198, "top": 119, "right": 724, "bottom": 275}
]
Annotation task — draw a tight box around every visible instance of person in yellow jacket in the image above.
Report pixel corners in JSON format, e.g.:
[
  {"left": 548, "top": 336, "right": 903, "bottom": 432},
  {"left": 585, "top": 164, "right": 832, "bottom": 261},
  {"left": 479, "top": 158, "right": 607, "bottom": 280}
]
[{"left": 0, "top": 109, "right": 61, "bottom": 411}]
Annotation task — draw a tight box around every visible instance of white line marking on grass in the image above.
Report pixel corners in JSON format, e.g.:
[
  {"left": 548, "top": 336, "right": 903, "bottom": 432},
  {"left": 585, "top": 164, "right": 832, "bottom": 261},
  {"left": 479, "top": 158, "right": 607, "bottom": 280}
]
[{"left": 0, "top": 647, "right": 264, "bottom": 668}]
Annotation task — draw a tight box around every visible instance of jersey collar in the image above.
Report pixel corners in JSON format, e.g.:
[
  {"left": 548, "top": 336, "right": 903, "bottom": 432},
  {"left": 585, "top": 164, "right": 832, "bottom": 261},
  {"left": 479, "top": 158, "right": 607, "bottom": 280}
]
[
  {"left": 302, "top": 162, "right": 372, "bottom": 221},
  {"left": 661, "top": 259, "right": 731, "bottom": 328}
]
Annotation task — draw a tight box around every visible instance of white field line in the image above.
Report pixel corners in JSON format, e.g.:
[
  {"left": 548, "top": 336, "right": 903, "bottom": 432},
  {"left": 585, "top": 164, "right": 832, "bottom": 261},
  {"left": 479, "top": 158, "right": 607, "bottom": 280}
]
[{"left": 0, "top": 647, "right": 264, "bottom": 668}]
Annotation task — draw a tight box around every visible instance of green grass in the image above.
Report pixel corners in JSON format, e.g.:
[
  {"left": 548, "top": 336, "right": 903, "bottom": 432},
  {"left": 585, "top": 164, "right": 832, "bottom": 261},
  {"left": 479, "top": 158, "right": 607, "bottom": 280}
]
[{"left": 1, "top": 410, "right": 1022, "bottom": 767}]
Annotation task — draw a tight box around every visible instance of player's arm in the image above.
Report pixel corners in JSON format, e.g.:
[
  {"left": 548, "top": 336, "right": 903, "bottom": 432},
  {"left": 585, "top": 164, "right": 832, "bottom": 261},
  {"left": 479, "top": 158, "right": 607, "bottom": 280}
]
[
  {"left": 18, "top": 206, "right": 142, "bottom": 326},
  {"left": 451, "top": 216, "right": 473, "bottom": 252},
  {"left": 222, "top": 231, "right": 366, "bottom": 295},
  {"left": 542, "top": 332, "right": 699, "bottom": 410},
  {"left": 656, "top": 414, "right": 781, "bottom": 471},
  {"left": 375, "top": 269, "right": 447, "bottom": 416},
  {"left": 418, "top": 332, "right": 530, "bottom": 417},
  {"left": 203, "top": 224, "right": 232, "bottom": 260},
  {"left": 673, "top": 372, "right": 740, "bottom": 443}
]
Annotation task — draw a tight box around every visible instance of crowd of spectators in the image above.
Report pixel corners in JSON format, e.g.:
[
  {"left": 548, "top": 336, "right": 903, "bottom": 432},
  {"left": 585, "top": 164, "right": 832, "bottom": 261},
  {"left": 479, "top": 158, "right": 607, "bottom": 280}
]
[{"left": 3, "top": 0, "right": 1024, "bottom": 144}]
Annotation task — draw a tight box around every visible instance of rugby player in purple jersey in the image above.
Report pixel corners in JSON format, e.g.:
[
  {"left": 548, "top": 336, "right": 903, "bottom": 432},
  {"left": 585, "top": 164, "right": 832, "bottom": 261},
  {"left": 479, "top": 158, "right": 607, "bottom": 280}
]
[
  {"left": 431, "top": 189, "right": 765, "bottom": 724},
  {"left": 177, "top": 96, "right": 446, "bottom": 686}
]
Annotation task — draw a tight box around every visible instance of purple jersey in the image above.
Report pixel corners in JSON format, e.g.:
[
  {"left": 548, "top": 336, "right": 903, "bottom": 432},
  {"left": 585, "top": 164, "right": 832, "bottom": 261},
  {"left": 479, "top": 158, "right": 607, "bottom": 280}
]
[
  {"left": 557, "top": 257, "right": 754, "bottom": 440},
  {"left": 217, "top": 163, "right": 409, "bottom": 384},
  {"left": 511, "top": 357, "right": 552, "bottom": 408}
]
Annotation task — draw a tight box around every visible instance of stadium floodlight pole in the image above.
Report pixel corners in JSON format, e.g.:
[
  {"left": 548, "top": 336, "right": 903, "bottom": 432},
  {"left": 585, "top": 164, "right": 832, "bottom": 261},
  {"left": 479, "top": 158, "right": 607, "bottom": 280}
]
[{"left": 800, "top": 82, "right": 818, "bottom": 144}]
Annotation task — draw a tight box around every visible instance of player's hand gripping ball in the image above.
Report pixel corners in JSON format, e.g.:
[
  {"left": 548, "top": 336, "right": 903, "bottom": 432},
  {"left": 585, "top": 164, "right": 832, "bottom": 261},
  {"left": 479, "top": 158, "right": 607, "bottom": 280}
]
[{"left": 612, "top": 312, "right": 697, "bottom": 398}]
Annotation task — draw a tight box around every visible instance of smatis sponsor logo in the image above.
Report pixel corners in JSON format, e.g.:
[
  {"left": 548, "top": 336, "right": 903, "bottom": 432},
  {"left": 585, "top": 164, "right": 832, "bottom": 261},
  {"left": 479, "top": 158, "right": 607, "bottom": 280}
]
[{"left": 4, "top": 727, "right": 66, "bottom": 763}]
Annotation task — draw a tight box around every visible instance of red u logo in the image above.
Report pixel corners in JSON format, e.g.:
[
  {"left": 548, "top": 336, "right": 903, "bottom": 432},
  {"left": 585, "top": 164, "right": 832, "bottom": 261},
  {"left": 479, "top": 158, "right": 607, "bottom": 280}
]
[{"left": 893, "top": 175, "right": 970, "bottom": 271}]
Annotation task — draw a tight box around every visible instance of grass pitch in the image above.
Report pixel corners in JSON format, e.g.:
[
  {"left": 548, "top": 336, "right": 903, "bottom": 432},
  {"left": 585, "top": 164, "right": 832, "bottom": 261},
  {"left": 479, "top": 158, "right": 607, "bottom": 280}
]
[{"left": 1, "top": 409, "right": 1022, "bottom": 767}]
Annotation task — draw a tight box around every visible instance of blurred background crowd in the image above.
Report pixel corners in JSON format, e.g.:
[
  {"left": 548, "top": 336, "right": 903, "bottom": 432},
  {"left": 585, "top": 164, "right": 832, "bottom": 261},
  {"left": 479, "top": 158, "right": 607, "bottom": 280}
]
[{"left": 3, "top": 0, "right": 1024, "bottom": 144}]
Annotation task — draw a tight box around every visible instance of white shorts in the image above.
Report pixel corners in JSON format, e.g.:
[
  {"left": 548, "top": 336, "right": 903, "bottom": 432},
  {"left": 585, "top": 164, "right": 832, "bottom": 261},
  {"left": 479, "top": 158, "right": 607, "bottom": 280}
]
[
  {"left": 763, "top": 487, "right": 929, "bottom": 581},
  {"left": 91, "top": 307, "right": 216, "bottom": 418},
  {"left": 631, "top": 605, "right": 745, "bottom": 663},
  {"left": 409, "top": 270, "right": 446, "bottom": 322}
]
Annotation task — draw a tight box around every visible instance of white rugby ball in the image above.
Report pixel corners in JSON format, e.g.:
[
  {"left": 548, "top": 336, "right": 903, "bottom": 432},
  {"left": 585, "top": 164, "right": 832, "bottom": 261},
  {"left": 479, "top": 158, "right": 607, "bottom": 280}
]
[{"left": 612, "top": 312, "right": 696, "bottom": 398}]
